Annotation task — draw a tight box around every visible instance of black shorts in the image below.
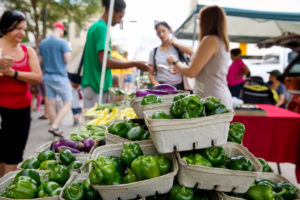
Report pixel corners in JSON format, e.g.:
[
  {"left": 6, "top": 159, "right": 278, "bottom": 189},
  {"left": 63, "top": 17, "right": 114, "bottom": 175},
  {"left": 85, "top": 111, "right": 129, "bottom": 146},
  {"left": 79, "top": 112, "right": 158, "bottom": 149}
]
[{"left": 0, "top": 106, "right": 31, "bottom": 164}]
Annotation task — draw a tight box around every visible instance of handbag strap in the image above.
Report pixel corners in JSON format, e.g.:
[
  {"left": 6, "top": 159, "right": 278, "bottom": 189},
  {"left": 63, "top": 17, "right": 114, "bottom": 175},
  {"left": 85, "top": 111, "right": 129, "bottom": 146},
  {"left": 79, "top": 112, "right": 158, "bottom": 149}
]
[
  {"left": 76, "top": 45, "right": 85, "bottom": 75},
  {"left": 153, "top": 47, "right": 158, "bottom": 76}
]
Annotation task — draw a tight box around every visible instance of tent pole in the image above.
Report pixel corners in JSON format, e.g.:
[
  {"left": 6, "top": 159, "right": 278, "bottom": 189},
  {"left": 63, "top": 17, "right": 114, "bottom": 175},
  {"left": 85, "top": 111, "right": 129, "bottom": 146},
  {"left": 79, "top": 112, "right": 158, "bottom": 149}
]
[
  {"left": 192, "top": 14, "right": 197, "bottom": 47},
  {"left": 99, "top": 0, "right": 115, "bottom": 104}
]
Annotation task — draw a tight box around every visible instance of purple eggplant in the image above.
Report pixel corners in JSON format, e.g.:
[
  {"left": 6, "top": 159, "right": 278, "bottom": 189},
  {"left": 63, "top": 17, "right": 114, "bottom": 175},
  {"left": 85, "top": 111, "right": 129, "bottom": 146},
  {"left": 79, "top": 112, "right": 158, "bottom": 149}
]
[
  {"left": 81, "top": 139, "right": 95, "bottom": 152},
  {"left": 57, "top": 146, "right": 81, "bottom": 153},
  {"left": 154, "top": 84, "right": 177, "bottom": 94},
  {"left": 52, "top": 140, "right": 84, "bottom": 152},
  {"left": 136, "top": 89, "right": 169, "bottom": 97}
]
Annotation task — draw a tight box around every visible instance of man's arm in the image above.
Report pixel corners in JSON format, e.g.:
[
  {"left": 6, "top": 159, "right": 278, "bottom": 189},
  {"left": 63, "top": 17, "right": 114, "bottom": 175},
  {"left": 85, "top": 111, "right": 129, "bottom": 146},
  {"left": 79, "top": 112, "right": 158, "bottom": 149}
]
[
  {"left": 98, "top": 51, "right": 151, "bottom": 72},
  {"left": 63, "top": 52, "right": 71, "bottom": 64}
]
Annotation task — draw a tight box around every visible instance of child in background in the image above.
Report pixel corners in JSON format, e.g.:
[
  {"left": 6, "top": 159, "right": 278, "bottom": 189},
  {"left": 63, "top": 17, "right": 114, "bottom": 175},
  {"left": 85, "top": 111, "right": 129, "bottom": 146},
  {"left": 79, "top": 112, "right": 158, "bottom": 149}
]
[{"left": 70, "top": 82, "right": 83, "bottom": 126}]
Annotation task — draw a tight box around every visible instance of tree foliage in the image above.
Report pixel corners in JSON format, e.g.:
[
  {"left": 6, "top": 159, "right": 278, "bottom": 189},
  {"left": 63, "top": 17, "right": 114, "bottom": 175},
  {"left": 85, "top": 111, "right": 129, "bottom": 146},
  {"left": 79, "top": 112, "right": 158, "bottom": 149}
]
[{"left": 4, "top": 0, "right": 103, "bottom": 47}]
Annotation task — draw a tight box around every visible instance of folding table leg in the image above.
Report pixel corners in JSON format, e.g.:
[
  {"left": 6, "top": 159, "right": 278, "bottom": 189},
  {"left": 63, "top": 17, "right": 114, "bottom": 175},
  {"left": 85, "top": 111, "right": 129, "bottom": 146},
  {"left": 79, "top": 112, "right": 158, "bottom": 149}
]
[{"left": 277, "top": 163, "right": 281, "bottom": 174}]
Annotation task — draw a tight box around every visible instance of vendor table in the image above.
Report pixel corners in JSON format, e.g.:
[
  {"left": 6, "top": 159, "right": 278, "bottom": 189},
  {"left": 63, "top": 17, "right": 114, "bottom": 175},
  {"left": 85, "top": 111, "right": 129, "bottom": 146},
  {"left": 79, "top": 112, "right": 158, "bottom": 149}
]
[{"left": 232, "top": 104, "right": 300, "bottom": 183}]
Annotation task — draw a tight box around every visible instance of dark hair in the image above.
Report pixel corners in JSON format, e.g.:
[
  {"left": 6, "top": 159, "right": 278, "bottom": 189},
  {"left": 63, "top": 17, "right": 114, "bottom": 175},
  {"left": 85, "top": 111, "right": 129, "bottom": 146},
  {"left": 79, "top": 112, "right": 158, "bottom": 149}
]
[
  {"left": 155, "top": 21, "right": 171, "bottom": 30},
  {"left": 102, "top": 0, "right": 126, "bottom": 12},
  {"left": 0, "top": 10, "right": 26, "bottom": 36},
  {"left": 231, "top": 48, "right": 241, "bottom": 56}
]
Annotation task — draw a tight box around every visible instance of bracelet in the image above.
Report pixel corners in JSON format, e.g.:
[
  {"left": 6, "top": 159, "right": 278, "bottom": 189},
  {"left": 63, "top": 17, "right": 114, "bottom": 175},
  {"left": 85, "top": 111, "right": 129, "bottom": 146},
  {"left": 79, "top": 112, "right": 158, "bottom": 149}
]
[
  {"left": 172, "top": 60, "right": 179, "bottom": 65},
  {"left": 13, "top": 70, "right": 18, "bottom": 79}
]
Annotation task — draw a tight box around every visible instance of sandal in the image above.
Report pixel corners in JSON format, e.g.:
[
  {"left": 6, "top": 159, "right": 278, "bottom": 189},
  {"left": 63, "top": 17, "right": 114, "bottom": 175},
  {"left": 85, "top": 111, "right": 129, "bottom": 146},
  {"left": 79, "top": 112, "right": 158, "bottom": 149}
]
[
  {"left": 48, "top": 127, "right": 64, "bottom": 138},
  {"left": 38, "top": 115, "right": 48, "bottom": 120}
]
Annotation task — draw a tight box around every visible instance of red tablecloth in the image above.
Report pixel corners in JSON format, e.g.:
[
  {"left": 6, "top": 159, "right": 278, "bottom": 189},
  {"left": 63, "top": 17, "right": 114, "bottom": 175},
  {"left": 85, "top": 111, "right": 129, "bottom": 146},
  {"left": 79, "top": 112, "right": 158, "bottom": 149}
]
[{"left": 233, "top": 104, "right": 300, "bottom": 183}]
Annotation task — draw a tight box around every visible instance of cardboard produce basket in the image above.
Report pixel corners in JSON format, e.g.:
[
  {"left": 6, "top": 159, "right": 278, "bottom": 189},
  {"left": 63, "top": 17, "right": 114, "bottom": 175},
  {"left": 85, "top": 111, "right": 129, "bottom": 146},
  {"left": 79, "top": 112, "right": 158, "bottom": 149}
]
[
  {"left": 130, "top": 91, "right": 190, "bottom": 118},
  {"left": 105, "top": 119, "right": 152, "bottom": 145},
  {"left": 176, "top": 142, "right": 262, "bottom": 193},
  {"left": 143, "top": 105, "right": 234, "bottom": 153},
  {"left": 17, "top": 153, "right": 90, "bottom": 173},
  {"left": 90, "top": 143, "right": 178, "bottom": 200},
  {"left": 220, "top": 172, "right": 300, "bottom": 199},
  {"left": 0, "top": 170, "right": 76, "bottom": 200}
]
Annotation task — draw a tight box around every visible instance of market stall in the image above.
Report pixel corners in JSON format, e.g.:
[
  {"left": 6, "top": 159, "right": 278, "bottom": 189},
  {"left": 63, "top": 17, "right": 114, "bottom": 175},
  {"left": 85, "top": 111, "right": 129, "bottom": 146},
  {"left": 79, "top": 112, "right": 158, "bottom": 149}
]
[{"left": 233, "top": 104, "right": 300, "bottom": 182}]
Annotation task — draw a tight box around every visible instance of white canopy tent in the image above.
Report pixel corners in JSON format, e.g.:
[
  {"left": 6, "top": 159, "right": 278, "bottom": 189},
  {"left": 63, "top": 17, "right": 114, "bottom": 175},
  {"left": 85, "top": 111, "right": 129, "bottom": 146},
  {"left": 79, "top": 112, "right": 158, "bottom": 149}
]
[{"left": 173, "top": 4, "right": 300, "bottom": 44}]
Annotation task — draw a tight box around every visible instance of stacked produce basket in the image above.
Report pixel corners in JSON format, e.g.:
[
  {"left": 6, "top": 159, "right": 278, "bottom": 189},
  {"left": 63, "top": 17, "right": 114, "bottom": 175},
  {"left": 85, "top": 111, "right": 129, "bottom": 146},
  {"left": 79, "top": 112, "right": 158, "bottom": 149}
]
[{"left": 1, "top": 85, "right": 299, "bottom": 200}]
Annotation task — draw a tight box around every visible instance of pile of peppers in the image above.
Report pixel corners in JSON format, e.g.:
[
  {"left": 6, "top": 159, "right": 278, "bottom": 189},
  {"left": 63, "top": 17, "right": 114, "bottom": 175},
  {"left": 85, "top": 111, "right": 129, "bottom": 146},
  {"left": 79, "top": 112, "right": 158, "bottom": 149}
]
[
  {"left": 0, "top": 169, "right": 67, "bottom": 199},
  {"left": 88, "top": 142, "right": 172, "bottom": 186},
  {"left": 181, "top": 146, "right": 255, "bottom": 171},
  {"left": 168, "top": 94, "right": 228, "bottom": 119},
  {"left": 141, "top": 94, "right": 162, "bottom": 105},
  {"left": 108, "top": 119, "right": 151, "bottom": 141},
  {"left": 227, "top": 178, "right": 298, "bottom": 200},
  {"left": 21, "top": 149, "right": 83, "bottom": 171}
]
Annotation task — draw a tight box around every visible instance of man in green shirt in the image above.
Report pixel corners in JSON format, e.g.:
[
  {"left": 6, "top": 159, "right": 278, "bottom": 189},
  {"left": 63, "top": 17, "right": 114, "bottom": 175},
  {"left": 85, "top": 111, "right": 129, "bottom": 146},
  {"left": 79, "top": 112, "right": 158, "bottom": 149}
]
[{"left": 82, "top": 0, "right": 150, "bottom": 108}]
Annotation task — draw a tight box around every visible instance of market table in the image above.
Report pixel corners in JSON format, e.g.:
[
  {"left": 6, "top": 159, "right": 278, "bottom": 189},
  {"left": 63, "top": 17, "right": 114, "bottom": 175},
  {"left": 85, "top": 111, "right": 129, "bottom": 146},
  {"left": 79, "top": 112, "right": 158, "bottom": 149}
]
[{"left": 232, "top": 104, "right": 300, "bottom": 183}]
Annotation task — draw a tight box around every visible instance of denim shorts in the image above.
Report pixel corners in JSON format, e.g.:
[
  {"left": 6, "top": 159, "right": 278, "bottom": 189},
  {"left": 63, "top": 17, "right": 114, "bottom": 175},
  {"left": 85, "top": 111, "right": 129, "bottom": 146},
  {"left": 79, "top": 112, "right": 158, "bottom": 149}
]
[
  {"left": 124, "top": 74, "right": 133, "bottom": 83},
  {"left": 44, "top": 74, "right": 73, "bottom": 102}
]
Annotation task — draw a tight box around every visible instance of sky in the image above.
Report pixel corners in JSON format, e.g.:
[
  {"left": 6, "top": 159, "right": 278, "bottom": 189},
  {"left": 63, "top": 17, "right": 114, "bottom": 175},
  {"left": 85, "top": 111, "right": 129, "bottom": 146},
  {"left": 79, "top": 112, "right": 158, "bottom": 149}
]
[{"left": 110, "top": 0, "right": 300, "bottom": 61}]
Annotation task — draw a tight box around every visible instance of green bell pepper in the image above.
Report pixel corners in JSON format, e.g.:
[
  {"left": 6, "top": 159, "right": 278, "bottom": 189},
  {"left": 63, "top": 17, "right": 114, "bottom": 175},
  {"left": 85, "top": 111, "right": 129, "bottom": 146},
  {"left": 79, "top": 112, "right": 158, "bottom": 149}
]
[
  {"left": 155, "top": 155, "right": 172, "bottom": 175},
  {"left": 227, "top": 122, "right": 245, "bottom": 144},
  {"left": 15, "top": 169, "right": 41, "bottom": 186},
  {"left": 181, "top": 95, "right": 204, "bottom": 118},
  {"left": 49, "top": 165, "right": 70, "bottom": 185},
  {"left": 39, "top": 160, "right": 58, "bottom": 170},
  {"left": 123, "top": 168, "right": 137, "bottom": 184},
  {"left": 108, "top": 155, "right": 125, "bottom": 175},
  {"left": 37, "top": 150, "right": 56, "bottom": 163},
  {"left": 131, "top": 154, "right": 160, "bottom": 180},
  {"left": 94, "top": 157, "right": 117, "bottom": 185},
  {"left": 8, "top": 176, "right": 38, "bottom": 199},
  {"left": 182, "top": 153, "right": 212, "bottom": 167},
  {"left": 120, "top": 142, "right": 144, "bottom": 167},
  {"left": 68, "top": 160, "right": 83, "bottom": 170},
  {"left": 173, "top": 94, "right": 188, "bottom": 102},
  {"left": 170, "top": 99, "right": 184, "bottom": 118},
  {"left": 204, "top": 96, "right": 221, "bottom": 112},
  {"left": 141, "top": 94, "right": 162, "bottom": 105},
  {"left": 152, "top": 111, "right": 173, "bottom": 119},
  {"left": 276, "top": 182, "right": 298, "bottom": 200},
  {"left": 169, "top": 184, "right": 194, "bottom": 200},
  {"left": 254, "top": 178, "right": 277, "bottom": 190},
  {"left": 14, "top": 175, "right": 37, "bottom": 186},
  {"left": 108, "top": 121, "right": 128, "bottom": 137},
  {"left": 227, "top": 156, "right": 254, "bottom": 171},
  {"left": 126, "top": 126, "right": 144, "bottom": 141},
  {"left": 140, "top": 131, "right": 151, "bottom": 140},
  {"left": 206, "top": 104, "right": 228, "bottom": 116},
  {"left": 247, "top": 184, "right": 286, "bottom": 200},
  {"left": 82, "top": 179, "right": 102, "bottom": 200},
  {"left": 112, "top": 173, "right": 122, "bottom": 185},
  {"left": 201, "top": 146, "right": 225, "bottom": 166},
  {"left": 89, "top": 161, "right": 104, "bottom": 185},
  {"left": 37, "top": 181, "right": 62, "bottom": 197},
  {"left": 21, "top": 157, "right": 40, "bottom": 169},
  {"left": 124, "top": 119, "right": 138, "bottom": 130},
  {"left": 63, "top": 182, "right": 85, "bottom": 200},
  {"left": 60, "top": 149, "right": 76, "bottom": 166},
  {"left": 257, "top": 158, "right": 272, "bottom": 172}
]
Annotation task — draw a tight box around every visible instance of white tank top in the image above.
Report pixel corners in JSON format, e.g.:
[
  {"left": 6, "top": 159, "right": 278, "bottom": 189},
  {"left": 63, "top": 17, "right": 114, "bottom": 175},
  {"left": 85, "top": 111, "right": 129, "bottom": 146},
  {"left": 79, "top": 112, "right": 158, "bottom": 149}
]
[{"left": 194, "top": 36, "right": 233, "bottom": 108}]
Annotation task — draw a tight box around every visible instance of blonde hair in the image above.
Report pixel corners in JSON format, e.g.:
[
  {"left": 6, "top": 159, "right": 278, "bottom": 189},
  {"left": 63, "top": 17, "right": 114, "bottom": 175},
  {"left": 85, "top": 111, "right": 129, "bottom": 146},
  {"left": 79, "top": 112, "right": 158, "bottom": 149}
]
[{"left": 198, "top": 5, "right": 230, "bottom": 51}]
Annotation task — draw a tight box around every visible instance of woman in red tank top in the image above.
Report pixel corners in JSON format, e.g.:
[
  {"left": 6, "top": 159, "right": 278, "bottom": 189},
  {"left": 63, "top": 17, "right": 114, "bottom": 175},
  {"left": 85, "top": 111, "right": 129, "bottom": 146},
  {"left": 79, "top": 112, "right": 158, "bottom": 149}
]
[{"left": 0, "top": 11, "right": 42, "bottom": 176}]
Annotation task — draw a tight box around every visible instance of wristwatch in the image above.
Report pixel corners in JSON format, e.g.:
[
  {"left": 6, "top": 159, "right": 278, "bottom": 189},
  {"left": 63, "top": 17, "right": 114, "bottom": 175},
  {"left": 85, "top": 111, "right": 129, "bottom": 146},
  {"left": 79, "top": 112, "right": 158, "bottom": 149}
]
[{"left": 172, "top": 60, "right": 179, "bottom": 65}]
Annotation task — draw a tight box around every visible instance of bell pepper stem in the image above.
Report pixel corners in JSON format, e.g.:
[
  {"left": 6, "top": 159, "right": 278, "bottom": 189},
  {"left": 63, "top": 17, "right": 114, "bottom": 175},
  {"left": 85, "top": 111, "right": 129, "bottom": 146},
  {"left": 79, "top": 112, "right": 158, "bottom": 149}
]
[{"left": 274, "top": 188, "right": 286, "bottom": 197}]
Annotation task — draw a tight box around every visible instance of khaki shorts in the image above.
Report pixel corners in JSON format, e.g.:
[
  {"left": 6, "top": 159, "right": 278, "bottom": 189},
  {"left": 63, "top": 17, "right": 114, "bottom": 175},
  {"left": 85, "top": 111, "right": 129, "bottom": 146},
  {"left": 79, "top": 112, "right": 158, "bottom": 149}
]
[{"left": 83, "top": 86, "right": 110, "bottom": 109}]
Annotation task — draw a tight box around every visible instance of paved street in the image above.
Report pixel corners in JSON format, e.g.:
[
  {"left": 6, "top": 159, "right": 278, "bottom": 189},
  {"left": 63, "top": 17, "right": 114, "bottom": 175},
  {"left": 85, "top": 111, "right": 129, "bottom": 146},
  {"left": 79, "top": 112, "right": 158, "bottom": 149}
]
[{"left": 24, "top": 106, "right": 300, "bottom": 188}]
